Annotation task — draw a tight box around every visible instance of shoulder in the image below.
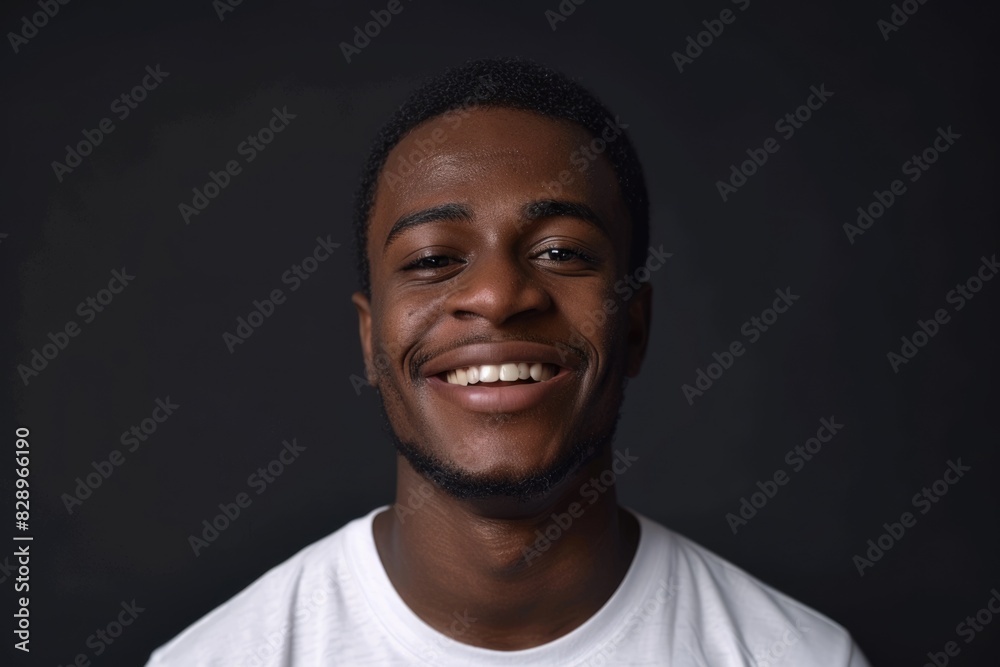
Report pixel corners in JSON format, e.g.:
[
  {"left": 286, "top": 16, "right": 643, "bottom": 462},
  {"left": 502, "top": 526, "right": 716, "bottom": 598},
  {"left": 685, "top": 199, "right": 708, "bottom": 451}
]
[
  {"left": 633, "top": 512, "right": 870, "bottom": 666},
  {"left": 145, "top": 510, "right": 374, "bottom": 667}
]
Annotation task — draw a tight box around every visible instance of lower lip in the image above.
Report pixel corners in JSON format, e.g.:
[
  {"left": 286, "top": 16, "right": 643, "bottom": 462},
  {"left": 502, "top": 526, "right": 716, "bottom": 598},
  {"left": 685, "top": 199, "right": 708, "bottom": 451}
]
[{"left": 425, "top": 368, "right": 572, "bottom": 413}]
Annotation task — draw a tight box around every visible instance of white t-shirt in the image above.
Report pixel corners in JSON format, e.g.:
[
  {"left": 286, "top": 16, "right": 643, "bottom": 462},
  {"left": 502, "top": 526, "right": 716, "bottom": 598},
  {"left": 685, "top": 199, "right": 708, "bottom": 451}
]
[{"left": 147, "top": 506, "right": 871, "bottom": 666}]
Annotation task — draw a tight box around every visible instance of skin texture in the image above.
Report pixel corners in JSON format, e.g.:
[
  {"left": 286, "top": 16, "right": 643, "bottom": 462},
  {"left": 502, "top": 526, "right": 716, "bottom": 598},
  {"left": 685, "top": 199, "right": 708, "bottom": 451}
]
[{"left": 351, "top": 107, "right": 652, "bottom": 650}]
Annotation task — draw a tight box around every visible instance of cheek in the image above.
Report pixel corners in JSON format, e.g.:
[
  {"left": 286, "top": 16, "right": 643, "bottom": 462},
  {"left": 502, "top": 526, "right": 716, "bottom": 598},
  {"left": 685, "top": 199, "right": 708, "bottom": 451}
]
[
  {"left": 370, "top": 294, "right": 445, "bottom": 377},
  {"left": 588, "top": 300, "right": 633, "bottom": 398},
  {"left": 367, "top": 301, "right": 403, "bottom": 382},
  {"left": 566, "top": 282, "right": 618, "bottom": 337}
]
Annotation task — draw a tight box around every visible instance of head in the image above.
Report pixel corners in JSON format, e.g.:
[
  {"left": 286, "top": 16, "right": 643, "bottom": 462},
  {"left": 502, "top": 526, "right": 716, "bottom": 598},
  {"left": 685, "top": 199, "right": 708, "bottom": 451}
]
[{"left": 351, "top": 57, "right": 653, "bottom": 504}]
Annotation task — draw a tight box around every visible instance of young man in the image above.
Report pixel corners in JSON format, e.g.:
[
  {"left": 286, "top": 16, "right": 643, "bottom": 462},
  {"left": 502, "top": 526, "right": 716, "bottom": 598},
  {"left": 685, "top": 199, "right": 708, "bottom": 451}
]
[{"left": 147, "top": 57, "right": 870, "bottom": 666}]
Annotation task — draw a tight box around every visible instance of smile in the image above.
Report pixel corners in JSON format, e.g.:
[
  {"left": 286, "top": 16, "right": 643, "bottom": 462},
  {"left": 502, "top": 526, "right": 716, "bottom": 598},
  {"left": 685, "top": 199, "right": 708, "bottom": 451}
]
[
  {"left": 427, "top": 367, "right": 571, "bottom": 412},
  {"left": 440, "top": 362, "right": 559, "bottom": 386},
  {"left": 421, "top": 342, "right": 579, "bottom": 412}
]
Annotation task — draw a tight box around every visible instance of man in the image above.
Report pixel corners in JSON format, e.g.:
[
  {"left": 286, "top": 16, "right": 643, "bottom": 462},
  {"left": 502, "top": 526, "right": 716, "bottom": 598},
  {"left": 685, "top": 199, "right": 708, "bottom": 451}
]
[{"left": 147, "top": 57, "right": 871, "bottom": 666}]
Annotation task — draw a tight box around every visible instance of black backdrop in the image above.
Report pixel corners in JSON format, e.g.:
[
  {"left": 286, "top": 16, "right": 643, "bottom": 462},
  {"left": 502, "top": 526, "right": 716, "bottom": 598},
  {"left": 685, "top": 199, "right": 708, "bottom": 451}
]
[{"left": 4, "top": 0, "right": 999, "bottom": 664}]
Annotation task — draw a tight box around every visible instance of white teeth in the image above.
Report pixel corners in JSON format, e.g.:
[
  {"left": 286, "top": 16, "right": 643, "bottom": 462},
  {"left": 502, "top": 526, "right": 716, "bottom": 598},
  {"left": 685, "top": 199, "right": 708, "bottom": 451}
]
[
  {"left": 479, "top": 364, "right": 499, "bottom": 382},
  {"left": 442, "top": 362, "right": 559, "bottom": 385}
]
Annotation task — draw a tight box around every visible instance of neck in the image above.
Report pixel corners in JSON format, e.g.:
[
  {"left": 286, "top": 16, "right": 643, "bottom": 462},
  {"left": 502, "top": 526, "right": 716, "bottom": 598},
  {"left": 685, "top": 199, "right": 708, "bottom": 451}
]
[{"left": 372, "top": 449, "right": 640, "bottom": 650}]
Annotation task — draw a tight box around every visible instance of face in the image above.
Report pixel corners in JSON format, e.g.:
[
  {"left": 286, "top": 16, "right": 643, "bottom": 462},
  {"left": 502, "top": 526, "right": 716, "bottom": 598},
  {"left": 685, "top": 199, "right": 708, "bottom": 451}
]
[{"left": 352, "top": 107, "right": 651, "bottom": 501}]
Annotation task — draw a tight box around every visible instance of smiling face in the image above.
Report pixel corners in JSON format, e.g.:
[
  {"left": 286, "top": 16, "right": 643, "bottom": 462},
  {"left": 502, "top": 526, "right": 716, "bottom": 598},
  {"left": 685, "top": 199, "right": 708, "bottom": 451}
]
[{"left": 352, "top": 107, "right": 650, "bottom": 501}]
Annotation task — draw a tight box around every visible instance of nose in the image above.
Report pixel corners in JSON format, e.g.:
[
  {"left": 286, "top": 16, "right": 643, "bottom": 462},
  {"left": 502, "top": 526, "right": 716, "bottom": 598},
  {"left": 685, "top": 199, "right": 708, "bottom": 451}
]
[{"left": 446, "top": 250, "right": 552, "bottom": 326}]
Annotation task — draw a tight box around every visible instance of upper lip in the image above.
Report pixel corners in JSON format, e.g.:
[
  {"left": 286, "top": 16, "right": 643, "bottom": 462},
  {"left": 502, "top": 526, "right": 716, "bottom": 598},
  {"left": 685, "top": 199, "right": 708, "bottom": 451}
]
[{"left": 420, "top": 341, "right": 581, "bottom": 378}]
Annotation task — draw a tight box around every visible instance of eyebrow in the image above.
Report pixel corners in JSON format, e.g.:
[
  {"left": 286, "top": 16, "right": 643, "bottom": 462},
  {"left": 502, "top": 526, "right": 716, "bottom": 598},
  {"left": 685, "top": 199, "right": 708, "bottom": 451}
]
[
  {"left": 383, "top": 203, "right": 474, "bottom": 251},
  {"left": 521, "top": 199, "right": 609, "bottom": 237},
  {"left": 382, "top": 199, "right": 610, "bottom": 252}
]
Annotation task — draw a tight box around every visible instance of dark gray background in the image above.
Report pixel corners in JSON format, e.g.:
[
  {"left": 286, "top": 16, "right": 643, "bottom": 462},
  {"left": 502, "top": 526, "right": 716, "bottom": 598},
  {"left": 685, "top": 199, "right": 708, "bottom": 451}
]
[{"left": 3, "top": 0, "right": 998, "bottom": 664}]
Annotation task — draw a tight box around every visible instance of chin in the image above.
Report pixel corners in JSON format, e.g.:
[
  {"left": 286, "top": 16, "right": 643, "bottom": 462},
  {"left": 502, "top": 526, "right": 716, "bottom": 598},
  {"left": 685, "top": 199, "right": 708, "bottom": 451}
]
[
  {"left": 380, "top": 399, "right": 620, "bottom": 503},
  {"left": 397, "top": 439, "right": 594, "bottom": 502},
  {"left": 443, "top": 427, "right": 574, "bottom": 474}
]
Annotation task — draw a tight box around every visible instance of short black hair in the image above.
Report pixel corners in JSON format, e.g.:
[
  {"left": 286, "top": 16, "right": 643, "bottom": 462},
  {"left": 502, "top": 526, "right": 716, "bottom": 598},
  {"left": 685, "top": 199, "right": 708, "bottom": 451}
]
[{"left": 352, "top": 56, "right": 649, "bottom": 297}]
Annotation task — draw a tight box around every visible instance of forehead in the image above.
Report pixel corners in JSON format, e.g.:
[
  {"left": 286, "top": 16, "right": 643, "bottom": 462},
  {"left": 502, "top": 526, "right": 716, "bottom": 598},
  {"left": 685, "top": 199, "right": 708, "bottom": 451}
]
[{"left": 369, "top": 107, "right": 628, "bottom": 241}]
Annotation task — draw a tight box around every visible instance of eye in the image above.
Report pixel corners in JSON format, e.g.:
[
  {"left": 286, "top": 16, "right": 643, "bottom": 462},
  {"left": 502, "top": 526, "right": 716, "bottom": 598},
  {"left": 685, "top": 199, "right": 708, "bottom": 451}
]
[
  {"left": 534, "top": 245, "right": 598, "bottom": 264},
  {"left": 402, "top": 255, "right": 460, "bottom": 271}
]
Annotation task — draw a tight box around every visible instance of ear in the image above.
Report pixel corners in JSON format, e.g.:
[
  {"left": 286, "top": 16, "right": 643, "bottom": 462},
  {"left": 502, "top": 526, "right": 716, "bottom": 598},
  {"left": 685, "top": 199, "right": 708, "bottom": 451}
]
[
  {"left": 351, "top": 291, "right": 376, "bottom": 385},
  {"left": 625, "top": 281, "right": 652, "bottom": 378}
]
